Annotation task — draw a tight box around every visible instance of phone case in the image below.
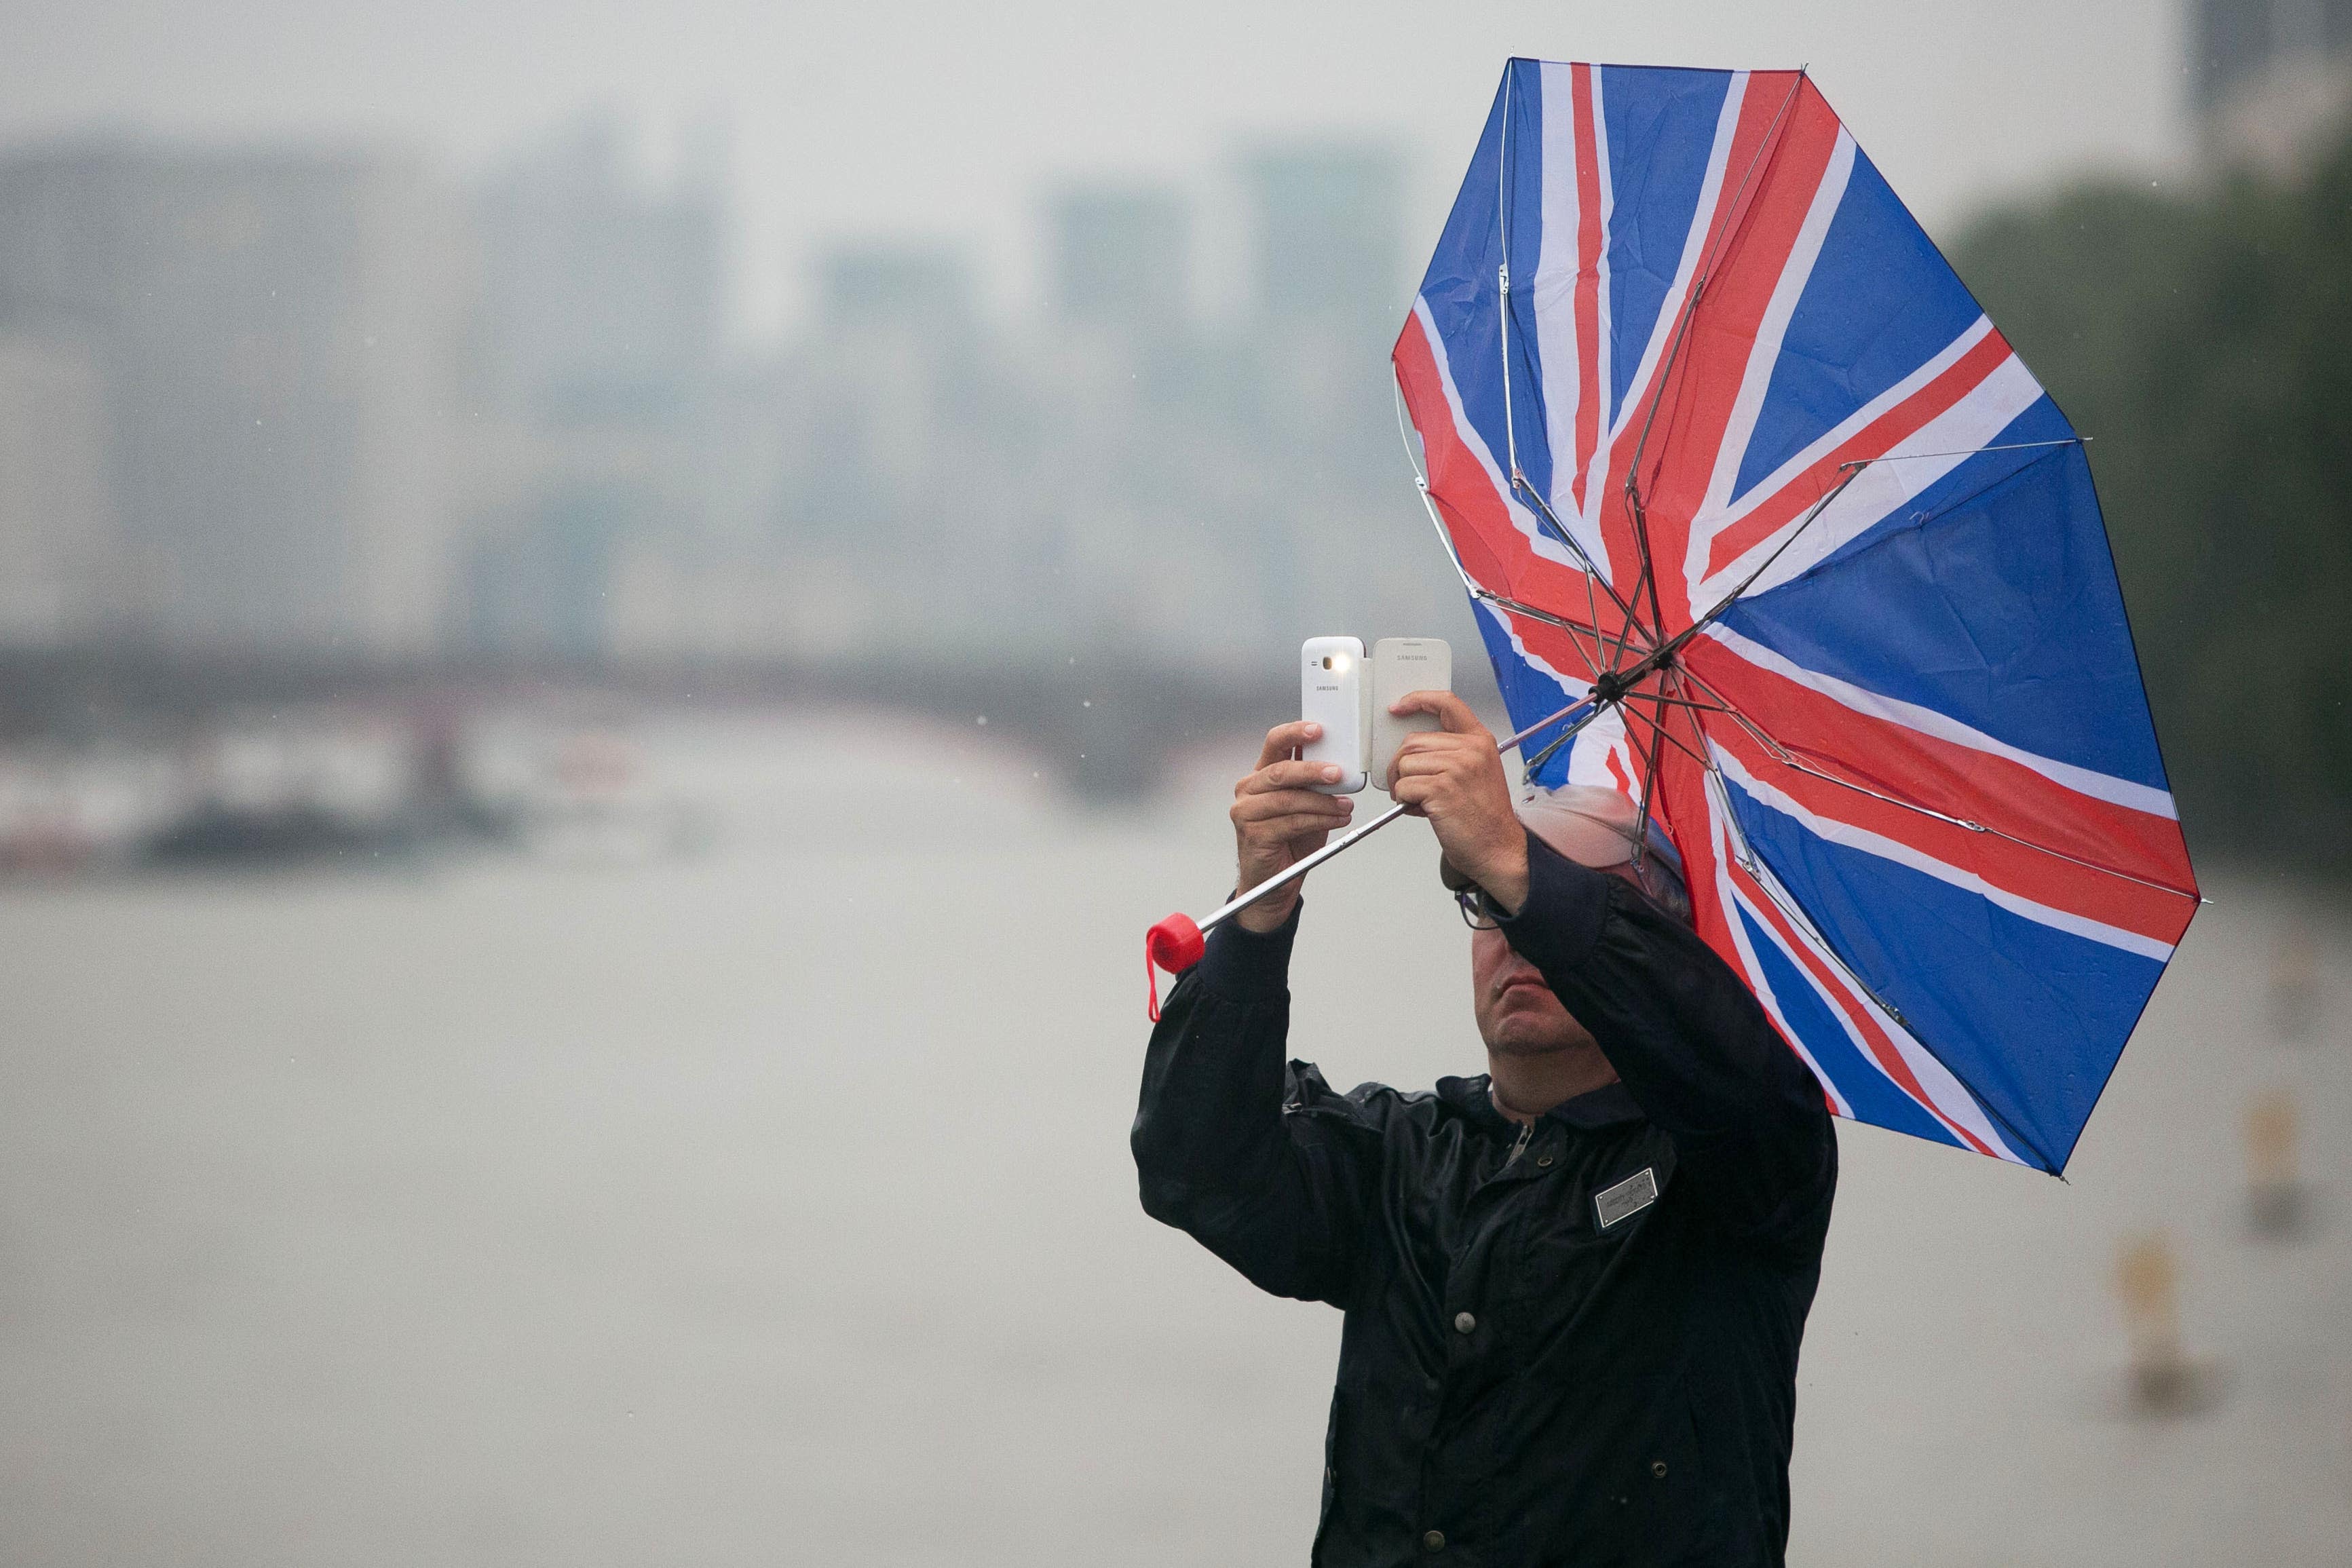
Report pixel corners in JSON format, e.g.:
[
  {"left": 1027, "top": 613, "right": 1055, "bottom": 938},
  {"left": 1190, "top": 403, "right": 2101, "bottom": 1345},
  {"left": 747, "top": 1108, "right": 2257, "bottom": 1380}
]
[{"left": 1369, "top": 637, "right": 1452, "bottom": 792}]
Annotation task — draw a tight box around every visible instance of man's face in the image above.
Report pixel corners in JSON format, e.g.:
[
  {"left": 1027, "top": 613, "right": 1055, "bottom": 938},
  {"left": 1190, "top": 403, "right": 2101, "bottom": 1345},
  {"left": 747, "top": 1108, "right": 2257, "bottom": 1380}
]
[{"left": 1469, "top": 925, "right": 1597, "bottom": 1057}]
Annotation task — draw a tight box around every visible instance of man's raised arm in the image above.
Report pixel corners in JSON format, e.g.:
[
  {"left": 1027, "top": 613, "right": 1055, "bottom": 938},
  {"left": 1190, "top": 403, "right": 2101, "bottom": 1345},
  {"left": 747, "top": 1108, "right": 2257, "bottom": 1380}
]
[{"left": 1130, "top": 722, "right": 1378, "bottom": 1306}]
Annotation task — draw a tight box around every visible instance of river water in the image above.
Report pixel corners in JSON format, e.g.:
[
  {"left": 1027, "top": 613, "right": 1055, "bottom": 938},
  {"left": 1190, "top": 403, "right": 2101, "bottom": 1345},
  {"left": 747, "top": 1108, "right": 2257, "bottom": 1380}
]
[{"left": 1, "top": 711, "right": 2345, "bottom": 1565}]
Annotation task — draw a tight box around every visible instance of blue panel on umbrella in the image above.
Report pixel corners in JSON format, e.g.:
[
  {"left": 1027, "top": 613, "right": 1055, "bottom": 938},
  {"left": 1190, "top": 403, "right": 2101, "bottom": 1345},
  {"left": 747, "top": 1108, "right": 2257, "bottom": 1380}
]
[
  {"left": 1720, "top": 413, "right": 2171, "bottom": 794},
  {"left": 1730, "top": 901, "right": 1967, "bottom": 1153},
  {"left": 1599, "top": 65, "right": 1731, "bottom": 430},
  {"left": 1502, "top": 61, "right": 1556, "bottom": 507},
  {"left": 1724, "top": 773, "right": 2167, "bottom": 1171},
  {"left": 1416, "top": 79, "right": 1513, "bottom": 489},
  {"left": 1730, "top": 149, "right": 1985, "bottom": 505}
]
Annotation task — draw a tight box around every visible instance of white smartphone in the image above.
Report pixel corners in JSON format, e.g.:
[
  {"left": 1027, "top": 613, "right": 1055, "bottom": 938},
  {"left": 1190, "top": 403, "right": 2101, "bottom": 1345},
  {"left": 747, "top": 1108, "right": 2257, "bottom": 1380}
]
[
  {"left": 1300, "top": 636, "right": 1368, "bottom": 795},
  {"left": 1370, "top": 637, "right": 1452, "bottom": 792}
]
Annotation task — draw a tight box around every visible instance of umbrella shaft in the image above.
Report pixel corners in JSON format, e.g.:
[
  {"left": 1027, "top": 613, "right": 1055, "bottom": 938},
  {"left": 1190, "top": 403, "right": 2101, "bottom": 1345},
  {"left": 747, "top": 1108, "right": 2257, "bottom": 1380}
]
[{"left": 1196, "top": 801, "right": 1415, "bottom": 935}]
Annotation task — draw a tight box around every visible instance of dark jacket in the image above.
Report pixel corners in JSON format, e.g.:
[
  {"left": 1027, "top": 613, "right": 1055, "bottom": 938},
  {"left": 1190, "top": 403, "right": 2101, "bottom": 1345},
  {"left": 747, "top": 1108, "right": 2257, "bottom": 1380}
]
[{"left": 1132, "top": 831, "right": 1837, "bottom": 1567}]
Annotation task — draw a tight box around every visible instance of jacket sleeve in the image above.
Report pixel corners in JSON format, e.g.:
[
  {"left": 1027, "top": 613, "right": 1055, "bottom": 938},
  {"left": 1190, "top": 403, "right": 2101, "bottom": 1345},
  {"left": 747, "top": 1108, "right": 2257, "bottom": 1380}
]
[
  {"left": 1130, "top": 905, "right": 1378, "bottom": 1307},
  {"left": 1495, "top": 830, "right": 1836, "bottom": 1246}
]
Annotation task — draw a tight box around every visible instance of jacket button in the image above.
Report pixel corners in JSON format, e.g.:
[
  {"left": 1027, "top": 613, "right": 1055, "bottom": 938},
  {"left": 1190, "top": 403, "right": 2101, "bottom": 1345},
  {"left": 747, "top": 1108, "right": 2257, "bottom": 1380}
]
[
  {"left": 1422, "top": 1529, "right": 1447, "bottom": 1552},
  {"left": 1536, "top": 1153, "right": 1553, "bottom": 1167},
  {"left": 1453, "top": 1311, "right": 1476, "bottom": 1335},
  {"left": 1424, "top": 1375, "right": 1441, "bottom": 1392},
  {"left": 1652, "top": 1459, "right": 1669, "bottom": 1478}
]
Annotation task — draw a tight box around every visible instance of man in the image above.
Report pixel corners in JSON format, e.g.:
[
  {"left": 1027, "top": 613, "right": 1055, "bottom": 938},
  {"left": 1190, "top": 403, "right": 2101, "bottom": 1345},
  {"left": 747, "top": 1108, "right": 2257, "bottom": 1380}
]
[{"left": 1131, "top": 692, "right": 1837, "bottom": 1566}]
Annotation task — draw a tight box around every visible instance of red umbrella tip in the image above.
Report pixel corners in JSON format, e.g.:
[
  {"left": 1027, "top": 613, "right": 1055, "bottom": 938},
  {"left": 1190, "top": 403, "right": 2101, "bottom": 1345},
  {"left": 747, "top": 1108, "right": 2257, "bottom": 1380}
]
[
  {"left": 1145, "top": 913, "right": 1206, "bottom": 1021},
  {"left": 1147, "top": 913, "right": 1205, "bottom": 974}
]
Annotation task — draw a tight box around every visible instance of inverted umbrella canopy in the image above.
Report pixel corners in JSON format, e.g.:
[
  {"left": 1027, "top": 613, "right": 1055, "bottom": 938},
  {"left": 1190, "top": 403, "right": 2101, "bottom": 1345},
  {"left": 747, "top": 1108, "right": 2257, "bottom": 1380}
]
[{"left": 1392, "top": 60, "right": 2199, "bottom": 1172}]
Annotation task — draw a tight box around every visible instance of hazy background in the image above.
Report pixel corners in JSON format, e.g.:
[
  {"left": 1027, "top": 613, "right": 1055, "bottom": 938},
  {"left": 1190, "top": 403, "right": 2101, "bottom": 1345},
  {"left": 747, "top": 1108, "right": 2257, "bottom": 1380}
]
[
  {"left": 1, "top": 0, "right": 2348, "bottom": 1561},
  {"left": 0, "top": 0, "right": 2196, "bottom": 333}
]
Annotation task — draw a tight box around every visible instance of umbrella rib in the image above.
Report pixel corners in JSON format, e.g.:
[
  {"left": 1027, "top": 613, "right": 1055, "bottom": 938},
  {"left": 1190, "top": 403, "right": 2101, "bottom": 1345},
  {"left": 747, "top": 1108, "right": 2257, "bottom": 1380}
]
[
  {"left": 1658, "top": 432, "right": 2035, "bottom": 683},
  {"left": 1395, "top": 372, "right": 1626, "bottom": 680},
  {"left": 1606, "top": 677, "right": 1718, "bottom": 771},
  {"left": 1517, "top": 701, "right": 1593, "bottom": 777},
  {"left": 1506, "top": 693, "right": 1618, "bottom": 779},
  {"left": 1639, "top": 691, "right": 1740, "bottom": 718},
  {"left": 1476, "top": 591, "right": 1614, "bottom": 681},
  {"left": 1513, "top": 482, "right": 1656, "bottom": 649},
  {"left": 1492, "top": 59, "right": 1620, "bottom": 629},
  {"left": 1525, "top": 666, "right": 1717, "bottom": 782},
  {"left": 1848, "top": 436, "right": 2087, "bottom": 464},
  {"left": 1750, "top": 442, "right": 2078, "bottom": 604},
  {"left": 1497, "top": 60, "right": 1523, "bottom": 484},
  {"left": 1681, "top": 460, "right": 1870, "bottom": 644},
  {"left": 1629, "top": 674, "right": 1672, "bottom": 874},
  {"left": 1508, "top": 463, "right": 1864, "bottom": 752},
  {"left": 1675, "top": 662, "right": 2201, "bottom": 902},
  {"left": 1484, "top": 62, "right": 1661, "bottom": 661}
]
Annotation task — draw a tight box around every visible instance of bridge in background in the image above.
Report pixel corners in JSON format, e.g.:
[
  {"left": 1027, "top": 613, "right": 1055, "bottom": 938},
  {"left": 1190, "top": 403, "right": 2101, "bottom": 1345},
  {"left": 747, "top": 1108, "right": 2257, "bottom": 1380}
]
[{"left": 0, "top": 647, "right": 1299, "bottom": 802}]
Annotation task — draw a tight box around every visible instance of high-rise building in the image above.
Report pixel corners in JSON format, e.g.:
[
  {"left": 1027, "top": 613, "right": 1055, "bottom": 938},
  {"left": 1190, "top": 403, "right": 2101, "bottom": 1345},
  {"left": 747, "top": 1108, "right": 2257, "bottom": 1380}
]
[
  {"left": 2191, "top": 0, "right": 2352, "bottom": 168},
  {"left": 792, "top": 241, "right": 987, "bottom": 652},
  {"left": 0, "top": 330, "right": 116, "bottom": 647},
  {"left": 1048, "top": 185, "right": 1190, "bottom": 334},
  {"left": 816, "top": 242, "right": 973, "bottom": 340},
  {"left": 474, "top": 119, "right": 723, "bottom": 425},
  {"left": 460, "top": 119, "right": 727, "bottom": 657},
  {"left": 0, "top": 139, "right": 467, "bottom": 654},
  {"left": 1242, "top": 143, "right": 1404, "bottom": 334}
]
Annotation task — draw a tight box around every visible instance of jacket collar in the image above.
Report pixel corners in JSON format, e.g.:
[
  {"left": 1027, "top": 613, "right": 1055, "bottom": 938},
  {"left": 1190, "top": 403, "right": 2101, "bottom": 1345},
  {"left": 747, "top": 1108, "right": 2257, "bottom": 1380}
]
[{"left": 1437, "top": 1074, "right": 1646, "bottom": 1135}]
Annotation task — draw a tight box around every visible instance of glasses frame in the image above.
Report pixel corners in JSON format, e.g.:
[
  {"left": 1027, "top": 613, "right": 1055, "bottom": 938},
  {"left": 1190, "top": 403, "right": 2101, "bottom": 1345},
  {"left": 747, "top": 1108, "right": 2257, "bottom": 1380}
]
[{"left": 1454, "top": 887, "right": 1501, "bottom": 931}]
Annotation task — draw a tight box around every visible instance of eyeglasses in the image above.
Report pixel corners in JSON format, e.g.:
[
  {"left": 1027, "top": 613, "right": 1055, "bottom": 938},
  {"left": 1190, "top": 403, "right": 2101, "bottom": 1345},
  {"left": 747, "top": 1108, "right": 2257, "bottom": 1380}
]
[{"left": 1454, "top": 887, "right": 1501, "bottom": 931}]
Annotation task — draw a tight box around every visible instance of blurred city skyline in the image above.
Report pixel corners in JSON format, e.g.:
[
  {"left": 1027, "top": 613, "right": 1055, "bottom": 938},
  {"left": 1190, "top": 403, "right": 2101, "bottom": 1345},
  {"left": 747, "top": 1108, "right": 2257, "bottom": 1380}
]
[
  {"left": 0, "top": 0, "right": 2343, "bottom": 852},
  {"left": 0, "top": 0, "right": 2199, "bottom": 338},
  {"left": 4, "top": 1, "right": 2330, "bottom": 669},
  {"left": 0, "top": 110, "right": 1441, "bottom": 668}
]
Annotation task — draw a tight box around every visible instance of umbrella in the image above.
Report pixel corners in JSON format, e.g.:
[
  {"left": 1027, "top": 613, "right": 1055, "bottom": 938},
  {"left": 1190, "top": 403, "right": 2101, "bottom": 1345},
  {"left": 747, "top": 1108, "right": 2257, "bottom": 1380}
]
[{"left": 1153, "top": 60, "right": 2199, "bottom": 1174}]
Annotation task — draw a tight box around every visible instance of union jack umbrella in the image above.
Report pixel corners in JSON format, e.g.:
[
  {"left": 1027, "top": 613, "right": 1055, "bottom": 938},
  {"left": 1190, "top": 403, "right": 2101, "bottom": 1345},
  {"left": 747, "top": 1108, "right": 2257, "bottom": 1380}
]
[{"left": 1388, "top": 60, "right": 2200, "bottom": 1172}]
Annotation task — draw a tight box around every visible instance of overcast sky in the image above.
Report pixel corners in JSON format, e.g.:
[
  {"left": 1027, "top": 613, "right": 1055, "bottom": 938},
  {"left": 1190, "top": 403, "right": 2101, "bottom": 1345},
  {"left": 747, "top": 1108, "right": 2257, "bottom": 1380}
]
[{"left": 0, "top": 0, "right": 2192, "bottom": 336}]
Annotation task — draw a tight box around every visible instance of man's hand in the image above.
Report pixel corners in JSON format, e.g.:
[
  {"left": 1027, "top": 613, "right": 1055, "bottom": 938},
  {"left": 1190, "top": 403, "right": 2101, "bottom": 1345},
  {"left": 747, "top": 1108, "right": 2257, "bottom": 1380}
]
[
  {"left": 1386, "top": 692, "right": 1529, "bottom": 915},
  {"left": 1230, "top": 721, "right": 1356, "bottom": 933}
]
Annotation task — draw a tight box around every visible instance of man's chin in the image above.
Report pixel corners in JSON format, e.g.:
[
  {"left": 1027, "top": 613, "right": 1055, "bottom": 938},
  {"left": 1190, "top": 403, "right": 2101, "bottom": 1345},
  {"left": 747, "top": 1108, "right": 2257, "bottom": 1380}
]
[{"left": 1483, "top": 1020, "right": 1579, "bottom": 1057}]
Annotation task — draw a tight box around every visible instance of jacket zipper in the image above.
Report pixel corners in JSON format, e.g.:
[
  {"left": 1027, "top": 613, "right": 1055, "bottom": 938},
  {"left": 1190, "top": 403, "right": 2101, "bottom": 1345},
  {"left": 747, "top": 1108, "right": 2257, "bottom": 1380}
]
[{"left": 1505, "top": 1117, "right": 1534, "bottom": 1168}]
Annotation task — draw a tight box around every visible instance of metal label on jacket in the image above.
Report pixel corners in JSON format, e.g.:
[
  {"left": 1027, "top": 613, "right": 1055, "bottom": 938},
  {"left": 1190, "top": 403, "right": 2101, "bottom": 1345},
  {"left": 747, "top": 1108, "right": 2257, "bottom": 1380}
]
[{"left": 1594, "top": 1166, "right": 1659, "bottom": 1231}]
